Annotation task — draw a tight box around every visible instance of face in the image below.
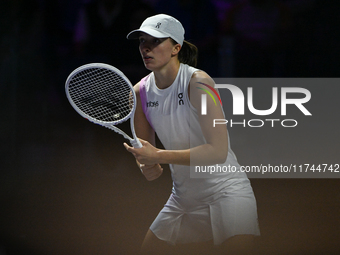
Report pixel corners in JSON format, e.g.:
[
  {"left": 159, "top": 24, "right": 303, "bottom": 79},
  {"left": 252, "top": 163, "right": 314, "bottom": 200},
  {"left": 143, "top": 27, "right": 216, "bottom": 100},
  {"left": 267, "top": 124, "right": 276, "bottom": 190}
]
[{"left": 138, "top": 33, "right": 180, "bottom": 71}]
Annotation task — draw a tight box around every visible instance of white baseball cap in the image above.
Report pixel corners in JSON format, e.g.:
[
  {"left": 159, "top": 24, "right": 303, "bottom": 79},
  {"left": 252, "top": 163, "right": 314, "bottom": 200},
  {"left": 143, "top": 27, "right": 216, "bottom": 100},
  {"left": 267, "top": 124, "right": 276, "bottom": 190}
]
[{"left": 127, "top": 14, "right": 185, "bottom": 46}]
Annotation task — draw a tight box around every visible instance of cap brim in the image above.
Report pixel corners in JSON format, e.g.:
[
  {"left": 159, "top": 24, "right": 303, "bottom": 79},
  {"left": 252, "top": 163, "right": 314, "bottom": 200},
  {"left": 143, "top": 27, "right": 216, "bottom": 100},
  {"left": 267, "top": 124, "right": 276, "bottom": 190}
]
[{"left": 127, "top": 27, "right": 170, "bottom": 40}]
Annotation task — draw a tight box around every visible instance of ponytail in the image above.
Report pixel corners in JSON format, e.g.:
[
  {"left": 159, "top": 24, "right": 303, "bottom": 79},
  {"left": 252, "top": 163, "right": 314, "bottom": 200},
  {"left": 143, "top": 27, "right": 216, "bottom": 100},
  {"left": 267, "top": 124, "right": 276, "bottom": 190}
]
[{"left": 171, "top": 39, "right": 198, "bottom": 67}]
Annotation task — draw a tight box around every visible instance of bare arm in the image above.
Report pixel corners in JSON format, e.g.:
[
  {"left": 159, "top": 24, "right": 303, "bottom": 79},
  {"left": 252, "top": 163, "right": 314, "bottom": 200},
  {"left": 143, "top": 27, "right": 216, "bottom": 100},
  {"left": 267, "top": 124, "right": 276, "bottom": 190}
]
[
  {"left": 124, "top": 82, "right": 163, "bottom": 181},
  {"left": 133, "top": 82, "right": 156, "bottom": 145}
]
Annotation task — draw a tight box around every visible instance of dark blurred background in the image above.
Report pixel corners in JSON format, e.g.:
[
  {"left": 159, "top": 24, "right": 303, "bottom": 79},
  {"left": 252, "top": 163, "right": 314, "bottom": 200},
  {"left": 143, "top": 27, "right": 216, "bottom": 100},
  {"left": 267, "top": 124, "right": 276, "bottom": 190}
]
[{"left": 0, "top": 0, "right": 339, "bottom": 254}]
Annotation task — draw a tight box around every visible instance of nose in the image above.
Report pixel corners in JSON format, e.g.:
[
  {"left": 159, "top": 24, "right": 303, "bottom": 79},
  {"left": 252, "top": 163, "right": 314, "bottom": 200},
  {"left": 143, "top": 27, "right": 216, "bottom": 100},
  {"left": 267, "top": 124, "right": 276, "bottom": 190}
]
[{"left": 140, "top": 42, "right": 150, "bottom": 53}]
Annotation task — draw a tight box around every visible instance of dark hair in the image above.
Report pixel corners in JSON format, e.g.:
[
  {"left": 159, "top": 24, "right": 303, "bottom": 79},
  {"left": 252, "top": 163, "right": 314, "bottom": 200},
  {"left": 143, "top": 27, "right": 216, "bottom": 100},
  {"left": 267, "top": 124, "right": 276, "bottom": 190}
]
[{"left": 171, "top": 39, "right": 198, "bottom": 67}]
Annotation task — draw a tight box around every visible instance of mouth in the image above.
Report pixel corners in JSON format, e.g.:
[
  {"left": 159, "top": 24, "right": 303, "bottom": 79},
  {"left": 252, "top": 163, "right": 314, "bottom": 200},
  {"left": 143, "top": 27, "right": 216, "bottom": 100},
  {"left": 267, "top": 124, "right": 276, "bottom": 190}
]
[{"left": 143, "top": 55, "right": 153, "bottom": 61}]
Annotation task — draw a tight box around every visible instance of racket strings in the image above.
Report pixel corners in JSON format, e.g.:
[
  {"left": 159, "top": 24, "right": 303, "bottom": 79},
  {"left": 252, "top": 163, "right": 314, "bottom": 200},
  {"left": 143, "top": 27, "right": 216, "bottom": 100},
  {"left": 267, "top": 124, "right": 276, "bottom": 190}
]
[{"left": 68, "top": 68, "right": 134, "bottom": 123}]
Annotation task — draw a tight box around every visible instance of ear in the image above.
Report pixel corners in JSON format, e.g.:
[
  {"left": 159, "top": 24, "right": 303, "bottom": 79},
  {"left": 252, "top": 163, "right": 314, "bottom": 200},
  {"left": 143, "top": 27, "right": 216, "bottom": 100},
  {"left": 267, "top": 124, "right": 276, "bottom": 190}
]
[{"left": 171, "top": 44, "right": 181, "bottom": 56}]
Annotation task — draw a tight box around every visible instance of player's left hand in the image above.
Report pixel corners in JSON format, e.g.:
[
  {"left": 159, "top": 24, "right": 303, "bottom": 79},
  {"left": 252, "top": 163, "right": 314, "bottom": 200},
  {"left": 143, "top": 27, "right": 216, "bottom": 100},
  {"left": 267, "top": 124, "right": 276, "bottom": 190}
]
[{"left": 139, "top": 163, "right": 163, "bottom": 181}]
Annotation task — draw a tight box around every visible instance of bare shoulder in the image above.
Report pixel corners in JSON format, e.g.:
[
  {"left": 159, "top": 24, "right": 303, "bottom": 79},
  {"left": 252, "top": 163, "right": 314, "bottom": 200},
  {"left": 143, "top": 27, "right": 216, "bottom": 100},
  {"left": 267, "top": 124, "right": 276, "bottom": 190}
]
[
  {"left": 133, "top": 73, "right": 152, "bottom": 95},
  {"left": 190, "top": 70, "right": 215, "bottom": 88},
  {"left": 134, "top": 81, "right": 141, "bottom": 95},
  {"left": 189, "top": 70, "right": 216, "bottom": 99},
  {"left": 191, "top": 70, "right": 211, "bottom": 80},
  {"left": 188, "top": 70, "right": 216, "bottom": 108}
]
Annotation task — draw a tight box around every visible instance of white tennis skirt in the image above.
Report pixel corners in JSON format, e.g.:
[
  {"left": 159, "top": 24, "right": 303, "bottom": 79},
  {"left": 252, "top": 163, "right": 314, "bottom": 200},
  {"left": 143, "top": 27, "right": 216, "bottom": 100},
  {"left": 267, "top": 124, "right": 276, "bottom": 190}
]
[{"left": 150, "top": 178, "right": 260, "bottom": 245}]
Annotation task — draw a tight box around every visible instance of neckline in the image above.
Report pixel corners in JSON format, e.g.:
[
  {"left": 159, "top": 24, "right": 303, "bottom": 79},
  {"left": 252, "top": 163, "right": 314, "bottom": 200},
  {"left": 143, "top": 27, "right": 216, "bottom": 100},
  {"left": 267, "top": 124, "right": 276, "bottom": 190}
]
[{"left": 151, "top": 63, "right": 183, "bottom": 94}]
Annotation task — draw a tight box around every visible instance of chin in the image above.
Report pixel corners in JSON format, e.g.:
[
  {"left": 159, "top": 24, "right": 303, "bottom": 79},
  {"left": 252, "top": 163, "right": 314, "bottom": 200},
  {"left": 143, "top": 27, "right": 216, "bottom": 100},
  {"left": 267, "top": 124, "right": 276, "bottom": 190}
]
[
  {"left": 144, "top": 63, "right": 156, "bottom": 71},
  {"left": 144, "top": 65, "right": 153, "bottom": 71}
]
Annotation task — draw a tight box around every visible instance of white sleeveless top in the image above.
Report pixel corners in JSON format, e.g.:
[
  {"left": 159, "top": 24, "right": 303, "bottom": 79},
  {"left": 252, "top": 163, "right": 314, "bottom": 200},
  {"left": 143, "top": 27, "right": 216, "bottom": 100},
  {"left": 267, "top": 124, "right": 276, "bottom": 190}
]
[{"left": 140, "top": 63, "right": 249, "bottom": 204}]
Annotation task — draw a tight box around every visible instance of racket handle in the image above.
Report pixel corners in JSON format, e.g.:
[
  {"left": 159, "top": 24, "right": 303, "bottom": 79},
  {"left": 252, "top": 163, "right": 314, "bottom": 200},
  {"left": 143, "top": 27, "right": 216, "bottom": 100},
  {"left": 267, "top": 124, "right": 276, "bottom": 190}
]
[{"left": 131, "top": 139, "right": 143, "bottom": 148}]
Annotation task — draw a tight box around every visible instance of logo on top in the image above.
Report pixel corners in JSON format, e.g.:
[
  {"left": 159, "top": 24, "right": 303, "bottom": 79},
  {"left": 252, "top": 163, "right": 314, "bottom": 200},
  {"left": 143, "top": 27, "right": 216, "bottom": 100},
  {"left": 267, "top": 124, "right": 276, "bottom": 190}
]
[{"left": 156, "top": 22, "right": 161, "bottom": 28}]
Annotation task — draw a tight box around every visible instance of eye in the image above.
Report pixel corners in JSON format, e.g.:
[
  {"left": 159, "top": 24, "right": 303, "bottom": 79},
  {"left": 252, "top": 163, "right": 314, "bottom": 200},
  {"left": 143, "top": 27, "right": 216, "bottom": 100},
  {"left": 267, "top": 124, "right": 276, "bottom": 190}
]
[
  {"left": 139, "top": 38, "right": 145, "bottom": 43},
  {"left": 153, "top": 38, "right": 160, "bottom": 44}
]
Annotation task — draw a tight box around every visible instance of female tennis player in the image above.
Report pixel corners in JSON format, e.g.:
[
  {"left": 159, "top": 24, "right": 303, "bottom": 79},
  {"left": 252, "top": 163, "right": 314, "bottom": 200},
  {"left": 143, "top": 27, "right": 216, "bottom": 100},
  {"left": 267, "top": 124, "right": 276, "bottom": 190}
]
[{"left": 124, "top": 14, "right": 260, "bottom": 255}]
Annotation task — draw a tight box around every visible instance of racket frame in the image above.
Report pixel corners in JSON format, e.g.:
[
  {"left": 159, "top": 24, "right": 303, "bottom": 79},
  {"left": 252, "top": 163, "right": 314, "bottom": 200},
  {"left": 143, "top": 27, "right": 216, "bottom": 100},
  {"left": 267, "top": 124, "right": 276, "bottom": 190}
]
[{"left": 65, "top": 63, "right": 142, "bottom": 148}]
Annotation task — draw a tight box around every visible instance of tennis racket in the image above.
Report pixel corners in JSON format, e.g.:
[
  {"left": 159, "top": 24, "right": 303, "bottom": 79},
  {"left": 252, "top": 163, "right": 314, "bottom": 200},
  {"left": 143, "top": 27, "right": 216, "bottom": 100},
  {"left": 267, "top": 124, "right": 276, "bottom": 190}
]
[{"left": 65, "top": 63, "right": 142, "bottom": 148}]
